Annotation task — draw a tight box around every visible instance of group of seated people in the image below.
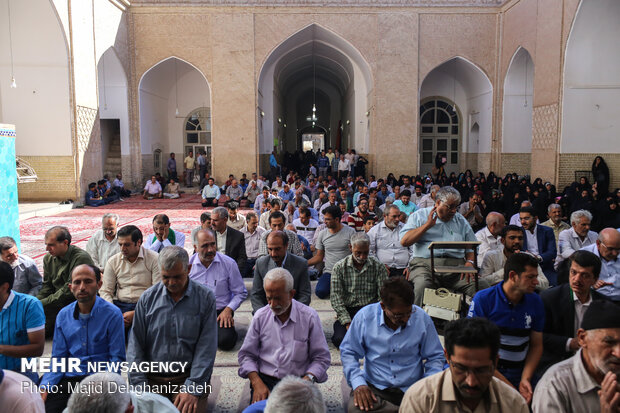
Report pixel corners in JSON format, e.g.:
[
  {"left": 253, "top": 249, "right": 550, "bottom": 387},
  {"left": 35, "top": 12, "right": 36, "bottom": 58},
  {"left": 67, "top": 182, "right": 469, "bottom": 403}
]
[
  {"left": 4, "top": 161, "right": 620, "bottom": 413},
  {"left": 84, "top": 173, "right": 133, "bottom": 207}
]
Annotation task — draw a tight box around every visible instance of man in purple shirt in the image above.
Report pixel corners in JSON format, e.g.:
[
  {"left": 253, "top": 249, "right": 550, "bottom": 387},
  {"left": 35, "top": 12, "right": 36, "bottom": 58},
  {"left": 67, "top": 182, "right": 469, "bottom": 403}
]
[
  {"left": 189, "top": 229, "right": 247, "bottom": 350},
  {"left": 238, "top": 267, "right": 330, "bottom": 404}
]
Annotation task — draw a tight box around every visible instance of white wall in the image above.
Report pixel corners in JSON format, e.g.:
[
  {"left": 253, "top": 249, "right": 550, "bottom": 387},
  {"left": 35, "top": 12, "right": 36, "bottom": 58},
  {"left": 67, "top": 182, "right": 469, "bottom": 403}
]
[
  {"left": 561, "top": 0, "right": 620, "bottom": 153},
  {"left": 0, "top": 0, "right": 71, "bottom": 156},
  {"left": 502, "top": 48, "right": 534, "bottom": 153},
  {"left": 420, "top": 58, "right": 493, "bottom": 154},
  {"left": 98, "top": 49, "right": 129, "bottom": 155}
]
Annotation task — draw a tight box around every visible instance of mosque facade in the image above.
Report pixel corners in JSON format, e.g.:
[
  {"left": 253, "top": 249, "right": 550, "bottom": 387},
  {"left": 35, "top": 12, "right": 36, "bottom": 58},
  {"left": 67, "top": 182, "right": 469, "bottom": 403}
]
[{"left": 0, "top": 0, "right": 618, "bottom": 201}]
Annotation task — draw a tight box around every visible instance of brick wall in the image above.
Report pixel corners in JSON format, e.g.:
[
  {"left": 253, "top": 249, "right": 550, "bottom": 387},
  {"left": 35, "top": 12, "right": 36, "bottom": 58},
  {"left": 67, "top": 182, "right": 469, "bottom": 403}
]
[
  {"left": 558, "top": 153, "right": 620, "bottom": 191},
  {"left": 500, "top": 153, "right": 531, "bottom": 177},
  {"left": 17, "top": 156, "right": 77, "bottom": 201}
]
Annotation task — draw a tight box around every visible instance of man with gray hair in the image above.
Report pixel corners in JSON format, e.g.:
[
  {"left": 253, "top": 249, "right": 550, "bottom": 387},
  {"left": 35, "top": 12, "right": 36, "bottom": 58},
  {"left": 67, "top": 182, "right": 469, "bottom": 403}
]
[
  {"left": 330, "top": 232, "right": 388, "bottom": 347},
  {"left": 581, "top": 228, "right": 620, "bottom": 302},
  {"left": 475, "top": 211, "right": 506, "bottom": 266},
  {"left": 238, "top": 267, "right": 330, "bottom": 404},
  {"left": 556, "top": 210, "right": 598, "bottom": 269},
  {"left": 416, "top": 185, "right": 440, "bottom": 209},
  {"left": 242, "top": 375, "right": 326, "bottom": 413},
  {"left": 128, "top": 246, "right": 217, "bottom": 413},
  {"left": 542, "top": 203, "right": 570, "bottom": 248},
  {"left": 85, "top": 213, "right": 121, "bottom": 272},
  {"left": 65, "top": 372, "right": 178, "bottom": 413},
  {"left": 0, "top": 236, "right": 41, "bottom": 295},
  {"left": 400, "top": 186, "right": 489, "bottom": 307}
]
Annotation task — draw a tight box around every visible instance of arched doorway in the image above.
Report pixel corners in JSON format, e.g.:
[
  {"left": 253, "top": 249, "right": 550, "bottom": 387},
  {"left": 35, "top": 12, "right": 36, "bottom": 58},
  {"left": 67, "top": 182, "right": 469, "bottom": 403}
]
[
  {"left": 419, "top": 57, "right": 493, "bottom": 174},
  {"left": 138, "top": 57, "right": 211, "bottom": 181},
  {"left": 419, "top": 98, "right": 461, "bottom": 176},
  {"left": 502, "top": 47, "right": 534, "bottom": 174},
  {"left": 183, "top": 107, "right": 212, "bottom": 175},
  {"left": 257, "top": 24, "right": 373, "bottom": 174}
]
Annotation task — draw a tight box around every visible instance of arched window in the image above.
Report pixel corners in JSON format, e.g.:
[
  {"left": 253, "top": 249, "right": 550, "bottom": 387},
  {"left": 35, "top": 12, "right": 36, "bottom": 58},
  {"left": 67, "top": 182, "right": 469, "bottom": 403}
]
[
  {"left": 153, "top": 149, "right": 162, "bottom": 174},
  {"left": 184, "top": 107, "right": 212, "bottom": 174},
  {"left": 419, "top": 98, "right": 461, "bottom": 175}
]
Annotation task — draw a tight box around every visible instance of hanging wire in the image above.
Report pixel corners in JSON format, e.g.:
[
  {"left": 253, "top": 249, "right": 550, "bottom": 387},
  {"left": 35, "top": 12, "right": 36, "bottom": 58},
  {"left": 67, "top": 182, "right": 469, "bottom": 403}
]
[{"left": 8, "top": 0, "right": 17, "bottom": 88}]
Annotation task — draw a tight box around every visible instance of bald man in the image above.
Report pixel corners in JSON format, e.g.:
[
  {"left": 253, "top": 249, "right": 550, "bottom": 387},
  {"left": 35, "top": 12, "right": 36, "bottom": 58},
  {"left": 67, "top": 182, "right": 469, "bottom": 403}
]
[
  {"left": 581, "top": 228, "right": 620, "bottom": 302},
  {"left": 475, "top": 212, "right": 506, "bottom": 266}
]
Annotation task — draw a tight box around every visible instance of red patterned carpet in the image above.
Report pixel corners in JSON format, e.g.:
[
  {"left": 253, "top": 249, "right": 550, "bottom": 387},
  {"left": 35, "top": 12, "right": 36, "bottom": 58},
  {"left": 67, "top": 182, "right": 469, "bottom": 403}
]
[{"left": 20, "top": 194, "right": 207, "bottom": 270}]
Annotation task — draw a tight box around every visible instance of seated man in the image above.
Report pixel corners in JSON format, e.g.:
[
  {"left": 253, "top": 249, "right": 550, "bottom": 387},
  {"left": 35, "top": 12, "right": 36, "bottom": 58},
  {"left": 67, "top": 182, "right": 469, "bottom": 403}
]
[
  {"left": 292, "top": 207, "right": 319, "bottom": 244},
  {"left": 226, "top": 179, "right": 243, "bottom": 202},
  {"left": 393, "top": 190, "right": 417, "bottom": 217},
  {"left": 367, "top": 205, "right": 412, "bottom": 278},
  {"left": 37, "top": 226, "right": 94, "bottom": 338},
  {"left": 112, "top": 173, "right": 132, "bottom": 198},
  {"left": 581, "top": 228, "right": 620, "bottom": 302},
  {"left": 142, "top": 175, "right": 162, "bottom": 199},
  {"left": 0, "top": 236, "right": 42, "bottom": 295},
  {"left": 241, "top": 212, "right": 266, "bottom": 278},
  {"left": 201, "top": 177, "right": 221, "bottom": 207},
  {"left": 0, "top": 262, "right": 45, "bottom": 383},
  {"left": 191, "top": 212, "right": 212, "bottom": 253},
  {"left": 540, "top": 250, "right": 607, "bottom": 372},
  {"left": 520, "top": 206, "right": 558, "bottom": 285},
  {"left": 40, "top": 264, "right": 125, "bottom": 413},
  {"left": 330, "top": 233, "right": 388, "bottom": 348},
  {"left": 163, "top": 177, "right": 181, "bottom": 199},
  {"left": 257, "top": 211, "right": 304, "bottom": 258},
  {"left": 85, "top": 182, "right": 105, "bottom": 206},
  {"left": 341, "top": 277, "right": 444, "bottom": 412},
  {"left": 400, "top": 317, "right": 529, "bottom": 413},
  {"left": 98, "top": 179, "right": 119, "bottom": 203},
  {"left": 532, "top": 300, "right": 620, "bottom": 413},
  {"left": 0, "top": 368, "right": 45, "bottom": 412},
  {"left": 242, "top": 375, "right": 326, "bottom": 413},
  {"left": 347, "top": 196, "right": 375, "bottom": 232},
  {"left": 85, "top": 213, "right": 121, "bottom": 272},
  {"left": 509, "top": 201, "right": 538, "bottom": 227},
  {"left": 189, "top": 229, "right": 248, "bottom": 350},
  {"left": 254, "top": 186, "right": 274, "bottom": 215},
  {"left": 252, "top": 231, "right": 311, "bottom": 313},
  {"left": 100, "top": 225, "right": 160, "bottom": 330},
  {"left": 244, "top": 180, "right": 261, "bottom": 207},
  {"left": 211, "top": 207, "right": 247, "bottom": 275},
  {"left": 541, "top": 203, "right": 570, "bottom": 248},
  {"left": 143, "top": 214, "right": 186, "bottom": 252},
  {"left": 238, "top": 268, "right": 330, "bottom": 404},
  {"left": 128, "top": 246, "right": 217, "bottom": 413},
  {"left": 468, "top": 253, "right": 544, "bottom": 403},
  {"left": 400, "top": 186, "right": 489, "bottom": 307},
  {"left": 556, "top": 209, "right": 598, "bottom": 269},
  {"left": 278, "top": 184, "right": 295, "bottom": 205},
  {"left": 458, "top": 192, "right": 484, "bottom": 230},
  {"left": 475, "top": 211, "right": 506, "bottom": 266},
  {"left": 479, "top": 225, "right": 549, "bottom": 289},
  {"left": 227, "top": 201, "right": 247, "bottom": 231}
]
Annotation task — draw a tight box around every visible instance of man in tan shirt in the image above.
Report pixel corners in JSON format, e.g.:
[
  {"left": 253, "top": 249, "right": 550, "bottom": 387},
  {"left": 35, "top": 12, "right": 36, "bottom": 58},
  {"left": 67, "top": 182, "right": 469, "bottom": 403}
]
[
  {"left": 541, "top": 203, "right": 570, "bottom": 248},
  {"left": 100, "top": 225, "right": 160, "bottom": 329},
  {"left": 399, "top": 317, "right": 528, "bottom": 413}
]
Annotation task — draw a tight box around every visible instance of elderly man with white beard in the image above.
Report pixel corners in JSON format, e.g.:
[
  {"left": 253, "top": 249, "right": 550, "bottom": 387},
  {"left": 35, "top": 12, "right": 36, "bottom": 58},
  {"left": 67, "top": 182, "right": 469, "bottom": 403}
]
[{"left": 238, "top": 268, "right": 330, "bottom": 404}]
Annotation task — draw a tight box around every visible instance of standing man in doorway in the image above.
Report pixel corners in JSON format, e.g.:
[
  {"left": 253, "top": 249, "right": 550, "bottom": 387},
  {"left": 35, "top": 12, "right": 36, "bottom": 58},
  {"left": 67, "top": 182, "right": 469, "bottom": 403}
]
[
  {"left": 184, "top": 150, "right": 195, "bottom": 187},
  {"left": 167, "top": 153, "right": 177, "bottom": 181}
]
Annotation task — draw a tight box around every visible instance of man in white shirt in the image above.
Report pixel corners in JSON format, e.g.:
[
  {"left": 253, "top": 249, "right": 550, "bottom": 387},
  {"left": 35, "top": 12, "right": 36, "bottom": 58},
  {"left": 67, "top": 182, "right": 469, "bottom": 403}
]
[
  {"left": 580, "top": 228, "right": 620, "bottom": 302},
  {"left": 143, "top": 214, "right": 186, "bottom": 252},
  {"left": 458, "top": 192, "right": 484, "bottom": 229},
  {"left": 240, "top": 212, "right": 265, "bottom": 277},
  {"left": 85, "top": 213, "right": 121, "bottom": 272},
  {"left": 367, "top": 204, "right": 412, "bottom": 278},
  {"left": 475, "top": 212, "right": 505, "bottom": 266},
  {"left": 509, "top": 200, "right": 539, "bottom": 227},
  {"left": 226, "top": 202, "right": 246, "bottom": 231},
  {"left": 0, "top": 237, "right": 42, "bottom": 295},
  {"left": 142, "top": 175, "right": 162, "bottom": 199},
  {"left": 292, "top": 207, "right": 319, "bottom": 242},
  {"left": 556, "top": 210, "right": 598, "bottom": 269}
]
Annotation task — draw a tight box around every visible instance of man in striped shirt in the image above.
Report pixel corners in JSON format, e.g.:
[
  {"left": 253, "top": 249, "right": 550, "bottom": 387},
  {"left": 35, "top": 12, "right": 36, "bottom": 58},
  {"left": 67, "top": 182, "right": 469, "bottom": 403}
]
[{"left": 468, "top": 252, "right": 544, "bottom": 405}]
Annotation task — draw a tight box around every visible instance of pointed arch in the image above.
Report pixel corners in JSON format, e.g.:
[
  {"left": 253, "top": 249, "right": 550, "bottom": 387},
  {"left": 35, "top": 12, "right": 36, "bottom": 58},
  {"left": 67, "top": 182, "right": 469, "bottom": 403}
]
[{"left": 502, "top": 47, "right": 534, "bottom": 153}]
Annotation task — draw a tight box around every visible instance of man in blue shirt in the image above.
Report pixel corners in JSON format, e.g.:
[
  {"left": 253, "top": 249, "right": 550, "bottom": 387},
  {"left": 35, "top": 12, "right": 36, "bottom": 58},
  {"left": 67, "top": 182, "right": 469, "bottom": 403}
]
[
  {"left": 468, "top": 252, "right": 544, "bottom": 405},
  {"left": 40, "top": 264, "right": 125, "bottom": 413},
  {"left": 340, "top": 277, "right": 444, "bottom": 412},
  {"left": 0, "top": 262, "right": 45, "bottom": 383},
  {"left": 85, "top": 182, "right": 105, "bottom": 207},
  {"left": 400, "top": 186, "right": 489, "bottom": 307}
]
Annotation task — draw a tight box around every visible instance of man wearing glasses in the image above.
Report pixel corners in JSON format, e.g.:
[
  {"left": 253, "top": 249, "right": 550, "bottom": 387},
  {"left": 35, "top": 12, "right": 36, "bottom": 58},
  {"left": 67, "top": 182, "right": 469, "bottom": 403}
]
[
  {"left": 340, "top": 277, "right": 444, "bottom": 412},
  {"left": 581, "top": 228, "right": 620, "bottom": 303},
  {"left": 85, "top": 213, "right": 121, "bottom": 273},
  {"left": 400, "top": 317, "right": 529, "bottom": 413},
  {"left": 400, "top": 186, "right": 489, "bottom": 307}
]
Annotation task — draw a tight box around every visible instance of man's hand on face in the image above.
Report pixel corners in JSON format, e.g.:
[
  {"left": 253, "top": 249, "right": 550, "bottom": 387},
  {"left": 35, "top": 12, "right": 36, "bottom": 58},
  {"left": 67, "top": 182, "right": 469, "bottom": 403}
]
[{"left": 599, "top": 372, "right": 620, "bottom": 413}]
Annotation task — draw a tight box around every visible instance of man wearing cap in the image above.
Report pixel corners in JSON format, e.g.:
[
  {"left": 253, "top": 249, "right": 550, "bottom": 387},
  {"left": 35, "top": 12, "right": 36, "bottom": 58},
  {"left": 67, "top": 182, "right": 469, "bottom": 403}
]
[{"left": 532, "top": 300, "right": 620, "bottom": 413}]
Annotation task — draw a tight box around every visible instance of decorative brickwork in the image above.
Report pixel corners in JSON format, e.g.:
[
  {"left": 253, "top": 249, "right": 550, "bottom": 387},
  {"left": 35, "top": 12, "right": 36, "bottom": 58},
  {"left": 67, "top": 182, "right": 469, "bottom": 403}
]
[
  {"left": 532, "top": 104, "right": 558, "bottom": 150},
  {"left": 76, "top": 106, "right": 103, "bottom": 199},
  {"left": 500, "top": 153, "right": 531, "bottom": 177},
  {"left": 17, "top": 156, "right": 77, "bottom": 201}
]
